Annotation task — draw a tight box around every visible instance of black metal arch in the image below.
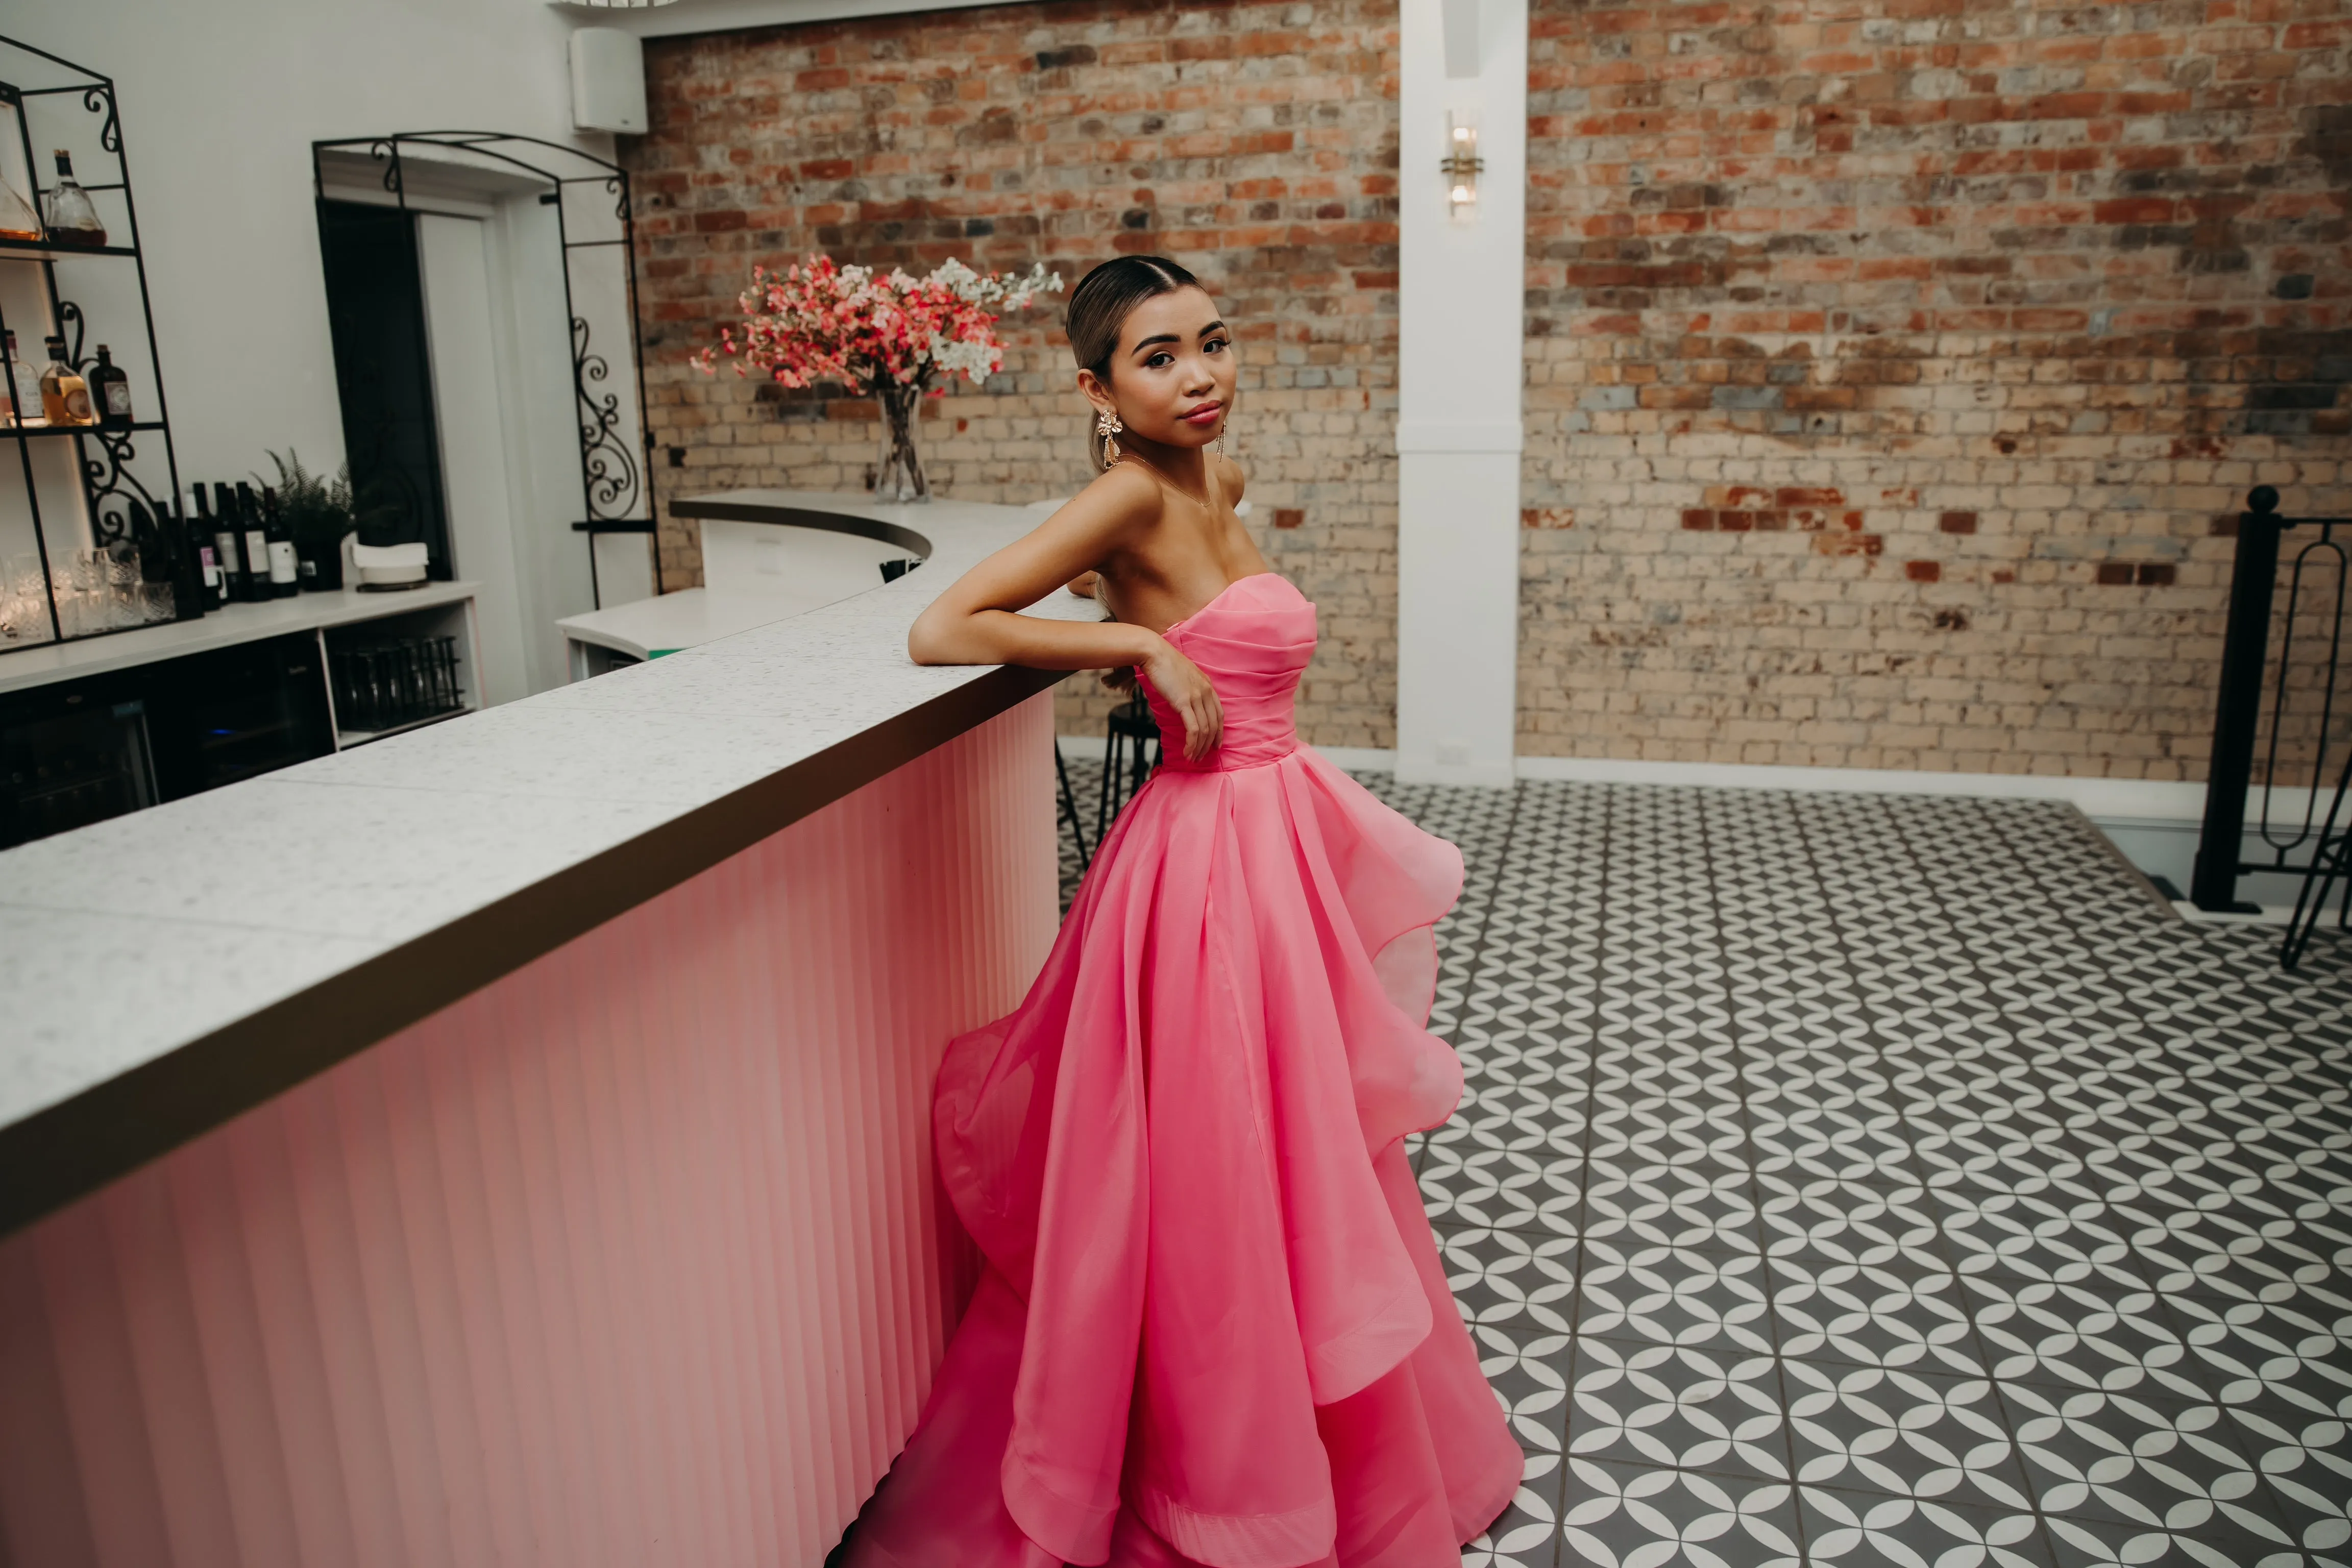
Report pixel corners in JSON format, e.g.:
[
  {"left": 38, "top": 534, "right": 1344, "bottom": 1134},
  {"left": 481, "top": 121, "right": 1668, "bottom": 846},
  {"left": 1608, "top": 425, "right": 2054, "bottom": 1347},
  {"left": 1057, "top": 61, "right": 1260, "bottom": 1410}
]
[{"left": 309, "top": 130, "right": 659, "bottom": 604}]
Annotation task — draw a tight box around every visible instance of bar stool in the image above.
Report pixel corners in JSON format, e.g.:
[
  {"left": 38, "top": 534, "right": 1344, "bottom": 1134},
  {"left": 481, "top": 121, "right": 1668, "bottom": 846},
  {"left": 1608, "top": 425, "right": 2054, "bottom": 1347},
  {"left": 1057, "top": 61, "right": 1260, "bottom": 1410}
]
[{"left": 1095, "top": 693, "right": 1160, "bottom": 848}]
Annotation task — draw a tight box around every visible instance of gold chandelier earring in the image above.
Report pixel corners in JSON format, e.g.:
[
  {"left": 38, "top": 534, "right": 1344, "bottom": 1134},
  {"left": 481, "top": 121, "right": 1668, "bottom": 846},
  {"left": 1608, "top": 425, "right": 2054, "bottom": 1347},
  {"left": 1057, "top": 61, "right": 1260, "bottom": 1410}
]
[{"left": 1096, "top": 408, "right": 1124, "bottom": 468}]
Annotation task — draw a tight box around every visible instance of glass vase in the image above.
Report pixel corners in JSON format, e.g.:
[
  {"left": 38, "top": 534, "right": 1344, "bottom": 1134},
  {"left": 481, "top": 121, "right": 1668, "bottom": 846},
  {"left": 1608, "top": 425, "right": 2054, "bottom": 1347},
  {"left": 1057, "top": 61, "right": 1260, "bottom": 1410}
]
[{"left": 873, "top": 384, "right": 930, "bottom": 504}]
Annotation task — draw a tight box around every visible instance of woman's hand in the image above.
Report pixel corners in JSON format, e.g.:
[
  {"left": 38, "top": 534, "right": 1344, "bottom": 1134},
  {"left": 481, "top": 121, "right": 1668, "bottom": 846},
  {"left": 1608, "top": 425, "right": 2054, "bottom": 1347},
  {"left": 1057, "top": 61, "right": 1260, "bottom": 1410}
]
[{"left": 1140, "top": 635, "right": 1222, "bottom": 762}]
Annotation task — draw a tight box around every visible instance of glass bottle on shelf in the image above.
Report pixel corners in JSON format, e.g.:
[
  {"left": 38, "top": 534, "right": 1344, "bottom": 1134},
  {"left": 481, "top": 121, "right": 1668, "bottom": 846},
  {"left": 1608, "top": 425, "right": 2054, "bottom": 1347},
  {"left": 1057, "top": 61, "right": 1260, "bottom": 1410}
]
[
  {"left": 212, "top": 482, "right": 250, "bottom": 603},
  {"left": 38, "top": 336, "right": 91, "bottom": 426},
  {"left": 40, "top": 151, "right": 105, "bottom": 249},
  {"left": 189, "top": 484, "right": 227, "bottom": 606},
  {"left": 0, "top": 87, "right": 38, "bottom": 242},
  {"left": 262, "top": 486, "right": 299, "bottom": 598},
  {"left": 0, "top": 173, "right": 37, "bottom": 243},
  {"left": 235, "top": 482, "right": 270, "bottom": 599},
  {"left": 90, "top": 345, "right": 132, "bottom": 429},
  {"left": 3, "top": 330, "right": 39, "bottom": 427}
]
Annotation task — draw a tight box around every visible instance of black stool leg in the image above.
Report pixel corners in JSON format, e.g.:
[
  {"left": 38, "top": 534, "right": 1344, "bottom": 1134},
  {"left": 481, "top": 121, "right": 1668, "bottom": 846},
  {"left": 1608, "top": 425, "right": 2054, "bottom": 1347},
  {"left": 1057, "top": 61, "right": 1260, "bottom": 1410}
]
[
  {"left": 1096, "top": 725, "right": 1121, "bottom": 846},
  {"left": 1055, "top": 742, "right": 1090, "bottom": 871}
]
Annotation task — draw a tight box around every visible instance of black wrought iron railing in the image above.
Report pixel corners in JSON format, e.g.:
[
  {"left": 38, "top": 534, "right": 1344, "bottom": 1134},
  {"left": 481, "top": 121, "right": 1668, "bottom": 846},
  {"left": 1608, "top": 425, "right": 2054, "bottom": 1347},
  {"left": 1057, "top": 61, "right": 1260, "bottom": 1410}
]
[{"left": 2192, "top": 486, "right": 2352, "bottom": 966}]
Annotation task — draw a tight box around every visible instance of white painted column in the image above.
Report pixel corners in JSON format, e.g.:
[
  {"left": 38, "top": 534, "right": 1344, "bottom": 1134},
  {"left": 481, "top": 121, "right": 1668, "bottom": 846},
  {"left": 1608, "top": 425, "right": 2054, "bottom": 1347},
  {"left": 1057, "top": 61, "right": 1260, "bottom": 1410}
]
[{"left": 1395, "top": 0, "right": 1527, "bottom": 788}]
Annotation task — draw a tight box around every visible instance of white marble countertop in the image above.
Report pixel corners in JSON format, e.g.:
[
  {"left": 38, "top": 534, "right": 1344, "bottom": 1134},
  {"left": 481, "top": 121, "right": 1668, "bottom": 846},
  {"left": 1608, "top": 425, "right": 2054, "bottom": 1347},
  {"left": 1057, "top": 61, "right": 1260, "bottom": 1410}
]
[
  {"left": 557, "top": 584, "right": 838, "bottom": 660},
  {"left": 0, "top": 581, "right": 482, "bottom": 695},
  {"left": 0, "top": 491, "right": 1083, "bottom": 1221}
]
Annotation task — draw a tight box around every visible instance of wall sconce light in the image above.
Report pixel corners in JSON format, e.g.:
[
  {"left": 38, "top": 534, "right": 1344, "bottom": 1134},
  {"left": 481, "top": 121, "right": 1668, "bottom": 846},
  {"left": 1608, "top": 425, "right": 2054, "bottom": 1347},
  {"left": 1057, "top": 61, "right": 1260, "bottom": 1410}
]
[{"left": 1442, "top": 111, "right": 1482, "bottom": 222}]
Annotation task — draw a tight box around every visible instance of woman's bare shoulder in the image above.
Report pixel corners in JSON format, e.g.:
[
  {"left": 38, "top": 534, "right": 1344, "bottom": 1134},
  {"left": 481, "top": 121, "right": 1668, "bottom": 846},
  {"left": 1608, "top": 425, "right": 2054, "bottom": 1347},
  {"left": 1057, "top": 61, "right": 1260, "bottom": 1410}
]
[
  {"left": 1033, "top": 462, "right": 1166, "bottom": 557},
  {"left": 1212, "top": 453, "right": 1246, "bottom": 505},
  {"left": 1081, "top": 460, "right": 1167, "bottom": 517}
]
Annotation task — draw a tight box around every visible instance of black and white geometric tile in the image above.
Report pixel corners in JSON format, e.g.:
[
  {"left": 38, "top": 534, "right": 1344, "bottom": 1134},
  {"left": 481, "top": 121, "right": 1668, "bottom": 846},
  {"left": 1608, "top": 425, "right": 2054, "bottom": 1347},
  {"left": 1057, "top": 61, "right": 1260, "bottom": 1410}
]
[{"left": 1054, "top": 765, "right": 2352, "bottom": 1567}]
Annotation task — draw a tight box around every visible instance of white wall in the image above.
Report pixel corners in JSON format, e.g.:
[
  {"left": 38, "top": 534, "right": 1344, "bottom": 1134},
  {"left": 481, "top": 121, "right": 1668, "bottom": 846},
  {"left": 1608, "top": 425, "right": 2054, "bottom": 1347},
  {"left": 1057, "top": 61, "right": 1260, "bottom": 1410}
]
[{"left": 7, "top": 1, "right": 598, "bottom": 493}]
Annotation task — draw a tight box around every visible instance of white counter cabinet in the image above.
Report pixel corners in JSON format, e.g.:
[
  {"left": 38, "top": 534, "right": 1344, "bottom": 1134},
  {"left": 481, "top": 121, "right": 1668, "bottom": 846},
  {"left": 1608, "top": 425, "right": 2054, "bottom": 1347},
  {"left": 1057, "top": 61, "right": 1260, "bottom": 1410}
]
[{"left": 0, "top": 491, "right": 1081, "bottom": 1567}]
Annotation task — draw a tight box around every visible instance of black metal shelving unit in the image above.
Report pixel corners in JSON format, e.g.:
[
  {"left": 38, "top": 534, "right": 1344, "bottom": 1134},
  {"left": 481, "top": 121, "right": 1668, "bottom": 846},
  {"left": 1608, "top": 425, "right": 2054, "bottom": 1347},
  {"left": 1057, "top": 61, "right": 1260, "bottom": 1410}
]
[{"left": 0, "top": 34, "right": 184, "bottom": 655}]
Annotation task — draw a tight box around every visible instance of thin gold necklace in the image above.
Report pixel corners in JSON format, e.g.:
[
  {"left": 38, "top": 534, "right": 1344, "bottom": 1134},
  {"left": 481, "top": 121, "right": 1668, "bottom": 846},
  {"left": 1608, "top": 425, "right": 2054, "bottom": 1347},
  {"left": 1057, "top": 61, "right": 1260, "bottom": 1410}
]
[{"left": 1129, "top": 453, "right": 1213, "bottom": 511}]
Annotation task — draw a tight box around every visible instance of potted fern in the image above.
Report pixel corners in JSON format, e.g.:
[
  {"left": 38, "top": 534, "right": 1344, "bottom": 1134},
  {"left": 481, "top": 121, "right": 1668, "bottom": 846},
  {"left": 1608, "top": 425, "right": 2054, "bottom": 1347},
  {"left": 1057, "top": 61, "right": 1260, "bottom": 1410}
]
[{"left": 256, "top": 450, "right": 362, "bottom": 591}]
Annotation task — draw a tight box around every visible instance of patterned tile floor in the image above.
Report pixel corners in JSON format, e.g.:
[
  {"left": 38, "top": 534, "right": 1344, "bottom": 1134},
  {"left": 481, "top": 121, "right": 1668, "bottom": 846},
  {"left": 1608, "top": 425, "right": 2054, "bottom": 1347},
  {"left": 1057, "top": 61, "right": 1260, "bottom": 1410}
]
[{"left": 1057, "top": 761, "right": 2352, "bottom": 1568}]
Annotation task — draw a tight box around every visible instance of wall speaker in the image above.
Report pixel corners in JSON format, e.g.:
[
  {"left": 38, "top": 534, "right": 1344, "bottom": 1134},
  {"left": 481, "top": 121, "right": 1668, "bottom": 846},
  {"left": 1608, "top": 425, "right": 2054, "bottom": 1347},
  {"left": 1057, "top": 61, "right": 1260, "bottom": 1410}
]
[{"left": 570, "top": 28, "right": 648, "bottom": 136}]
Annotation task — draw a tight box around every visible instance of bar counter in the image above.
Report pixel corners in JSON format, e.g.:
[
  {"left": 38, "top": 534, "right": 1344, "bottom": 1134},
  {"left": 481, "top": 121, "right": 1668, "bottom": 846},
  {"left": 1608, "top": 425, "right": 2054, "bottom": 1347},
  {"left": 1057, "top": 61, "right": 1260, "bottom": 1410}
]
[{"left": 0, "top": 491, "right": 1085, "bottom": 1566}]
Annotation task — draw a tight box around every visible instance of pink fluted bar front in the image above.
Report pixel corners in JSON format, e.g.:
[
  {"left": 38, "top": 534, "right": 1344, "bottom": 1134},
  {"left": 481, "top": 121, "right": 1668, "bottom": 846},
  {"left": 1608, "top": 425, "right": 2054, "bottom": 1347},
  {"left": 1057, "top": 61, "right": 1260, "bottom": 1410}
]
[{"left": 0, "top": 694, "right": 1059, "bottom": 1568}]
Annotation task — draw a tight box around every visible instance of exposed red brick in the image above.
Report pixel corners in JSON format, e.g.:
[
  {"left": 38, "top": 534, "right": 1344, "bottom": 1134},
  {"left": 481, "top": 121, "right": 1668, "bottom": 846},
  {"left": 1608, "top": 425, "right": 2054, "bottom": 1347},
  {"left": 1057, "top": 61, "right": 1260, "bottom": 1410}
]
[
  {"left": 1518, "top": 0, "right": 2352, "bottom": 777},
  {"left": 627, "top": 0, "right": 1402, "bottom": 747}
]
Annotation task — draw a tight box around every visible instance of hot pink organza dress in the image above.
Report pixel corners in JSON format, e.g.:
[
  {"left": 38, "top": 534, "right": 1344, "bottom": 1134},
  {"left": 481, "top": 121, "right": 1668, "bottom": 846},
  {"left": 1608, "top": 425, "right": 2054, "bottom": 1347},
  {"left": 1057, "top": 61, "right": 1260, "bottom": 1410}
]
[{"left": 842, "top": 573, "right": 1522, "bottom": 1568}]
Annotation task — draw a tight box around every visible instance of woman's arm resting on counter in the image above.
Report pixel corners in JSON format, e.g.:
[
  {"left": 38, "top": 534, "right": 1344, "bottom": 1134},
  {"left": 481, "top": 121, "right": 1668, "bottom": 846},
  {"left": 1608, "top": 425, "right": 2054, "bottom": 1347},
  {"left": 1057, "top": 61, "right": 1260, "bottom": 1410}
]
[
  {"left": 907, "top": 468, "right": 1160, "bottom": 673},
  {"left": 908, "top": 469, "right": 1227, "bottom": 760}
]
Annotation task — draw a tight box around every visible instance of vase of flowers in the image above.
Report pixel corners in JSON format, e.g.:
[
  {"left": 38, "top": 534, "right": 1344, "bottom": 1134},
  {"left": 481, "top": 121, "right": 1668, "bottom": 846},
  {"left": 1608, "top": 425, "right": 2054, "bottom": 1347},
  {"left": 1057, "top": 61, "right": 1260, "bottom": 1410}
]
[{"left": 697, "top": 254, "right": 1060, "bottom": 503}]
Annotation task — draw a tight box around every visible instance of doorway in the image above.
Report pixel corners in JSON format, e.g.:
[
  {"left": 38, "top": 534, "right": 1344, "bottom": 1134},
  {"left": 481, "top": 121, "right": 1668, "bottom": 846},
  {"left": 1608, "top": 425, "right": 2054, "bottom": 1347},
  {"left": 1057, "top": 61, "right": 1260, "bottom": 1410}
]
[
  {"left": 317, "top": 197, "right": 453, "bottom": 580},
  {"left": 313, "top": 138, "right": 657, "bottom": 704}
]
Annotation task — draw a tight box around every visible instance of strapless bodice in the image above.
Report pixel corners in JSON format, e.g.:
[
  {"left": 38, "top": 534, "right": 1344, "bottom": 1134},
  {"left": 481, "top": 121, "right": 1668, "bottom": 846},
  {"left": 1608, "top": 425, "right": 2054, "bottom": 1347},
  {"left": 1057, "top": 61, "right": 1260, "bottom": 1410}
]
[{"left": 1138, "top": 573, "right": 1315, "bottom": 772}]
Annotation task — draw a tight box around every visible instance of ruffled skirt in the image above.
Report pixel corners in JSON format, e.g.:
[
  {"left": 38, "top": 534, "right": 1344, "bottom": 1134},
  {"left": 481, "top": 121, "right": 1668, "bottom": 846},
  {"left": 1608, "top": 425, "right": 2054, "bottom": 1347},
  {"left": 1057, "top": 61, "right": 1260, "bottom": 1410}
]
[{"left": 841, "top": 747, "right": 1521, "bottom": 1567}]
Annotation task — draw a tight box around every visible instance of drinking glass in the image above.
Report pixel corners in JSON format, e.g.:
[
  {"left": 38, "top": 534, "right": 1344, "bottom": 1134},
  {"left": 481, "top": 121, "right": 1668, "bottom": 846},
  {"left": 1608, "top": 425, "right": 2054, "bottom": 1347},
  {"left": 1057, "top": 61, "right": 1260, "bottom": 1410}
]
[
  {"left": 105, "top": 545, "right": 139, "bottom": 629},
  {"left": 51, "top": 572, "right": 82, "bottom": 636},
  {"left": 0, "top": 553, "right": 42, "bottom": 642}
]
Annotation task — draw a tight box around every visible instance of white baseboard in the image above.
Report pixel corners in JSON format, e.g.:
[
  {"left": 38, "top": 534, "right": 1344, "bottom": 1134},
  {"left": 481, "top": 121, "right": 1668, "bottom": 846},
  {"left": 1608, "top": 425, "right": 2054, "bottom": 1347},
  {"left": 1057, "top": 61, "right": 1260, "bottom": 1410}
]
[{"left": 1505, "top": 754, "right": 2226, "bottom": 824}]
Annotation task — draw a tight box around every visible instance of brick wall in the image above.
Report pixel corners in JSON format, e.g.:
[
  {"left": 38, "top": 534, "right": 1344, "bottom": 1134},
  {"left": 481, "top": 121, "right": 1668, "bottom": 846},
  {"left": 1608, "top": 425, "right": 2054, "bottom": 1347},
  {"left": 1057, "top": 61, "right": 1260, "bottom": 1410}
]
[
  {"left": 1521, "top": 0, "right": 2352, "bottom": 779},
  {"left": 626, "top": 0, "right": 1405, "bottom": 746}
]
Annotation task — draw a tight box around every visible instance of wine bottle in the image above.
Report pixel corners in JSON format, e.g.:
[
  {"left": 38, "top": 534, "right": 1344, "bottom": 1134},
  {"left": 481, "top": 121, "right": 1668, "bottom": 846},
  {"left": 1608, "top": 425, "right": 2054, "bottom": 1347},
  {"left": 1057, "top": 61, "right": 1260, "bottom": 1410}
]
[
  {"left": 169, "top": 501, "right": 206, "bottom": 620},
  {"left": 261, "top": 486, "right": 299, "bottom": 598},
  {"left": 89, "top": 344, "right": 131, "bottom": 430},
  {"left": 187, "top": 486, "right": 225, "bottom": 608},
  {"left": 235, "top": 482, "right": 270, "bottom": 602},
  {"left": 208, "top": 482, "right": 247, "bottom": 603},
  {"left": 41, "top": 151, "right": 105, "bottom": 249}
]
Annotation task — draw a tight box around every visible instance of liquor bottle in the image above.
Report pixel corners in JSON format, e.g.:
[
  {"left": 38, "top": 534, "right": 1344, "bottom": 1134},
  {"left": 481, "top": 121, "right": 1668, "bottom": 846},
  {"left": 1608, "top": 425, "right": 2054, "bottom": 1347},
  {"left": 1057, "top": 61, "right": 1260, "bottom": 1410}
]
[
  {"left": 235, "top": 482, "right": 271, "bottom": 602},
  {"left": 40, "top": 151, "right": 105, "bottom": 249},
  {"left": 208, "top": 483, "right": 247, "bottom": 603},
  {"left": 38, "top": 336, "right": 91, "bottom": 426},
  {"left": 89, "top": 345, "right": 131, "bottom": 430},
  {"left": 3, "top": 330, "right": 37, "bottom": 425},
  {"left": 261, "top": 486, "right": 299, "bottom": 598},
  {"left": 187, "top": 486, "right": 226, "bottom": 607}
]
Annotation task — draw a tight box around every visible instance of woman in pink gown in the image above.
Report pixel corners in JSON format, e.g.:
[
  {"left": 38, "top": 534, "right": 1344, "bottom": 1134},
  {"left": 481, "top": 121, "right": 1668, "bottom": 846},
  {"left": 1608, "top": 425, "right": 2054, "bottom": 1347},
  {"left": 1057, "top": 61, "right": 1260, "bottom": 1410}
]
[{"left": 842, "top": 256, "right": 1521, "bottom": 1568}]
